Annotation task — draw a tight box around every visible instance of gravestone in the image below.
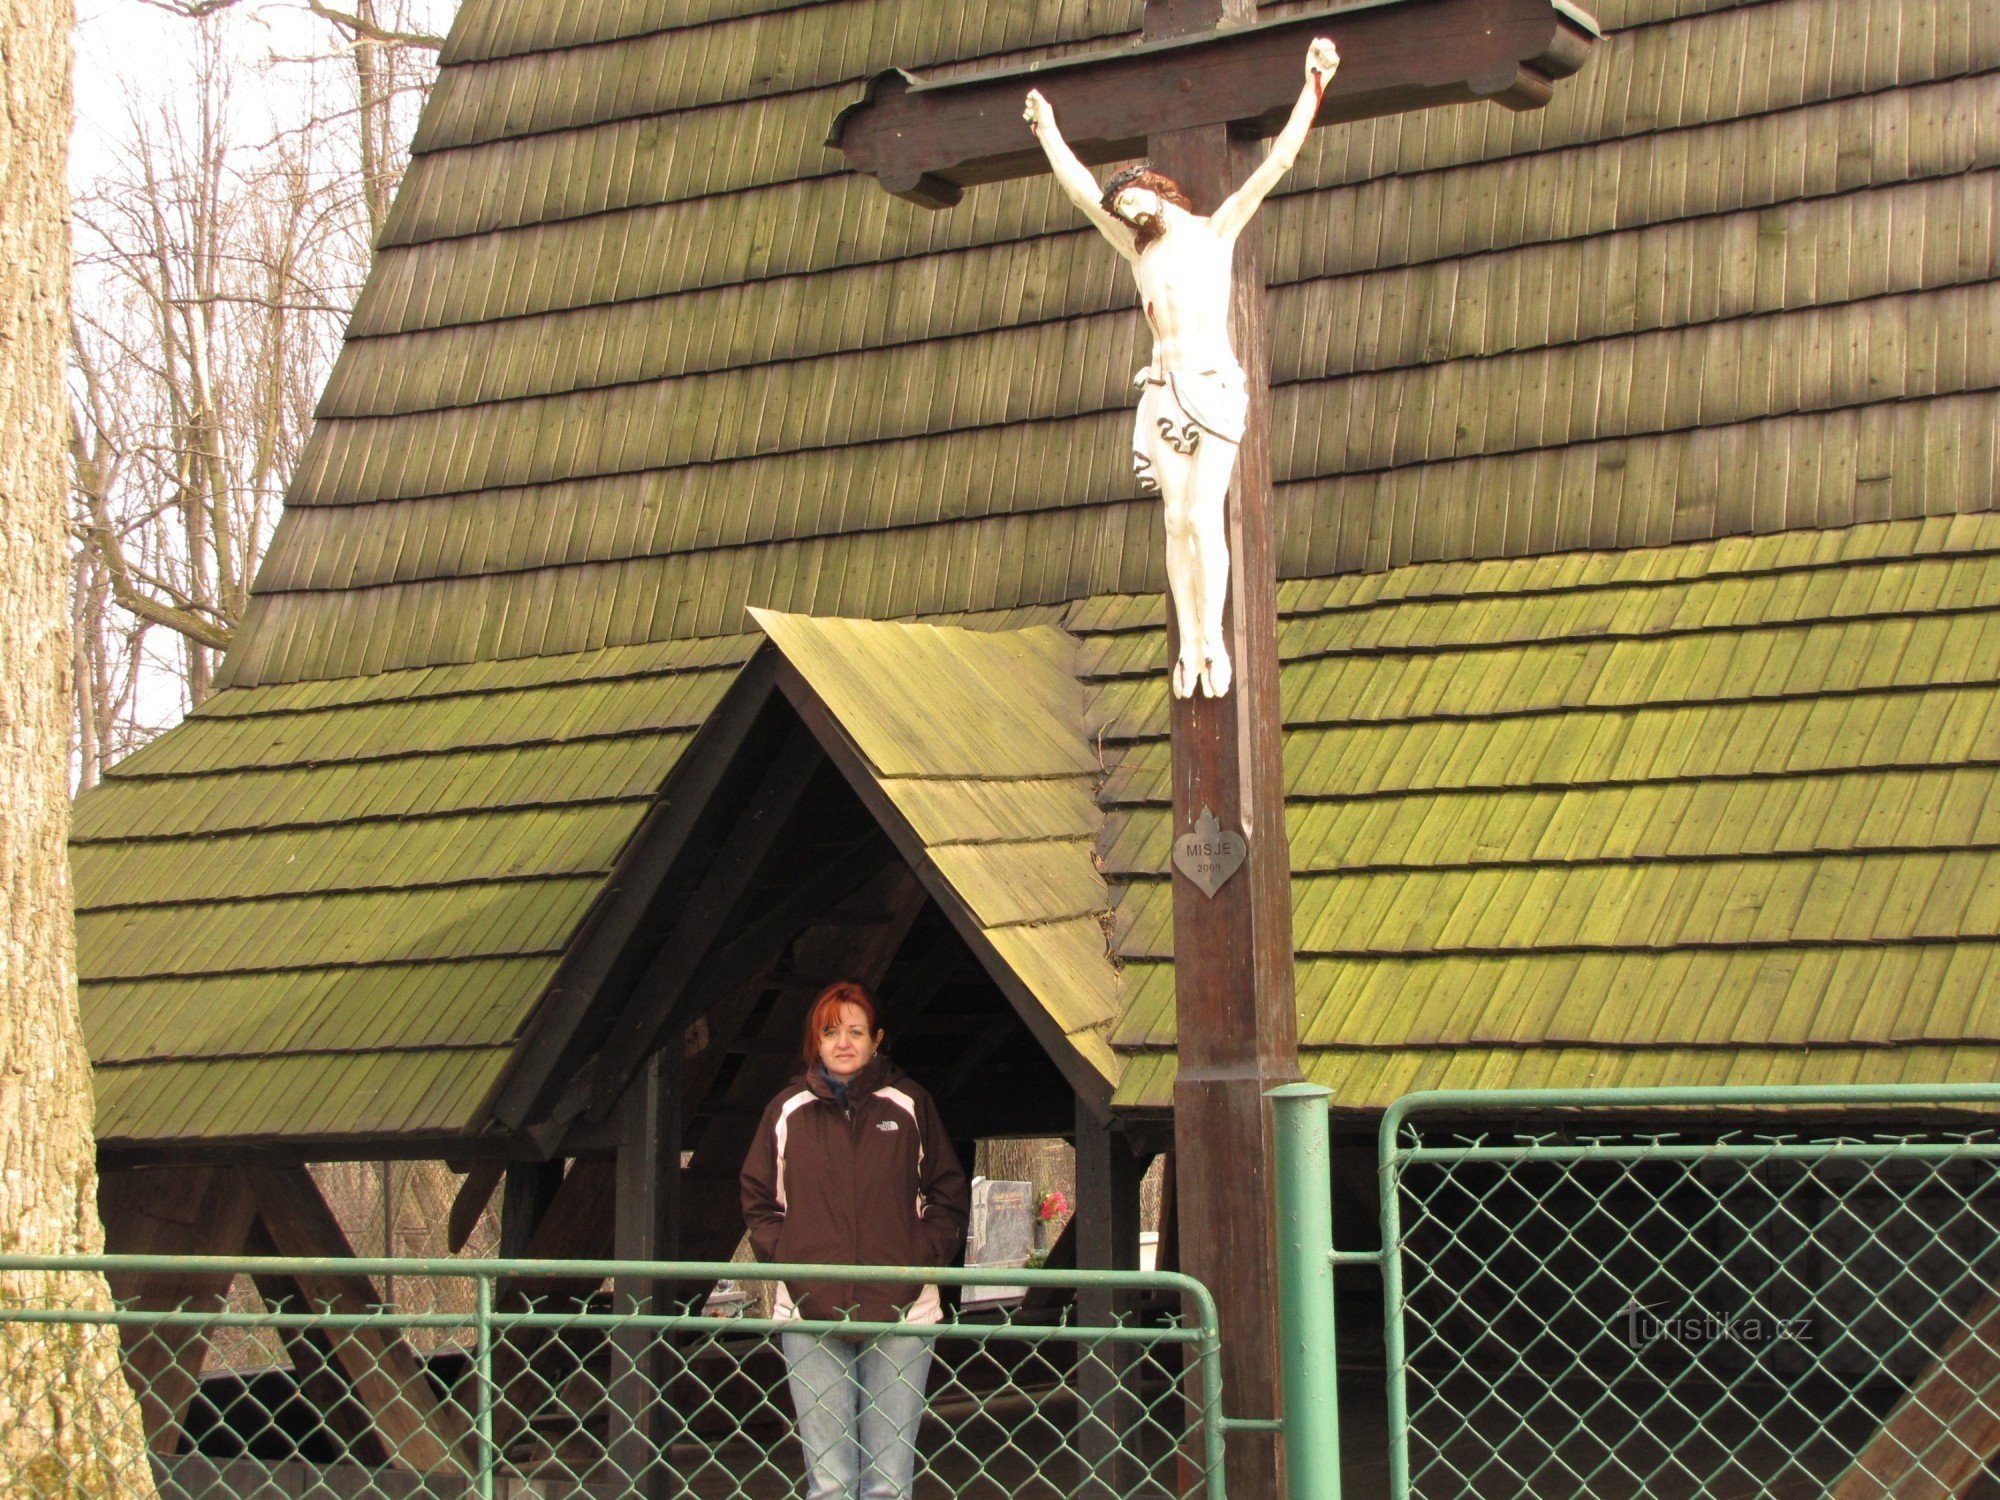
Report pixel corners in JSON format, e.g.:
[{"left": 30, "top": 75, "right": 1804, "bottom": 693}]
[{"left": 964, "top": 1177, "right": 1035, "bottom": 1308}]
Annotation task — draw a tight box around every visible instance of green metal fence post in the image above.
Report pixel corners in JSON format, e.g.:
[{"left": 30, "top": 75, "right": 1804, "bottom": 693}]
[
  {"left": 474, "top": 1268, "right": 495, "bottom": 1500},
  {"left": 1186, "top": 1281, "right": 1233, "bottom": 1500},
  {"left": 1269, "top": 1082, "right": 1341, "bottom": 1499},
  {"left": 1377, "top": 1109, "right": 1410, "bottom": 1500}
]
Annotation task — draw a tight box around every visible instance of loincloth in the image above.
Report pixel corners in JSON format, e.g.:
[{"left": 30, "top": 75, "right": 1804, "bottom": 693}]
[{"left": 1131, "top": 364, "right": 1249, "bottom": 493}]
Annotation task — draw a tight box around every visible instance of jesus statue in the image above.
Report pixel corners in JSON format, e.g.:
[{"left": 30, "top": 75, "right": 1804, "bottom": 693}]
[{"left": 1025, "top": 37, "right": 1339, "bottom": 699}]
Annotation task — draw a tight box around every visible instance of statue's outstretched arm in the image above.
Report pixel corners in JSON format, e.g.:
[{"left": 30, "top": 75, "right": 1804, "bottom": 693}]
[
  {"left": 1025, "top": 89, "right": 1138, "bottom": 261},
  {"left": 1212, "top": 38, "right": 1339, "bottom": 242}
]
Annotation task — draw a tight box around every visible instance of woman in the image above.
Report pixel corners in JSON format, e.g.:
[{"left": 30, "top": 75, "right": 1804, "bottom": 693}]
[{"left": 740, "top": 980, "right": 969, "bottom": 1500}]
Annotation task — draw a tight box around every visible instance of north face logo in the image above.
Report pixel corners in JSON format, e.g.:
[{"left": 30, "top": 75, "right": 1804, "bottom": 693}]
[{"left": 876, "top": 1120, "right": 900, "bottom": 1131}]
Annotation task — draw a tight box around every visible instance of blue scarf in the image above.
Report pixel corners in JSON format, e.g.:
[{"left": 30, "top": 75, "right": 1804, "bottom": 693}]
[{"left": 818, "top": 1063, "right": 852, "bottom": 1109}]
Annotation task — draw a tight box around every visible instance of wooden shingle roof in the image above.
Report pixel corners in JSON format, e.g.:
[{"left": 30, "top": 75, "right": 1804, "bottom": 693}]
[
  {"left": 78, "top": 639, "right": 746, "bottom": 1144},
  {"left": 1088, "top": 513, "right": 2000, "bottom": 1107},
  {"left": 752, "top": 610, "right": 1122, "bottom": 1094},
  {"left": 73, "top": 0, "right": 2000, "bottom": 1148}
]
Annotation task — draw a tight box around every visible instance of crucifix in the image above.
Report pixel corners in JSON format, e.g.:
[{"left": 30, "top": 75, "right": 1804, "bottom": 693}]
[{"left": 831, "top": 2, "right": 1597, "bottom": 1492}]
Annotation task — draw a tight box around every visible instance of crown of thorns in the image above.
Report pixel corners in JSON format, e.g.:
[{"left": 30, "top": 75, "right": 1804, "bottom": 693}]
[{"left": 1100, "top": 164, "right": 1193, "bottom": 215}]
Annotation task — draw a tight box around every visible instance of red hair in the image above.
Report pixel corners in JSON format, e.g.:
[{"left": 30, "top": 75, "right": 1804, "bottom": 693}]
[{"left": 802, "top": 981, "right": 878, "bottom": 1070}]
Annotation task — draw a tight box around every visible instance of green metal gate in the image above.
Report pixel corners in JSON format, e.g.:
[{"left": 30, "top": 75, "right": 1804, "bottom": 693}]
[
  {"left": 0, "top": 1255, "right": 1234, "bottom": 1497},
  {"left": 1351, "top": 1084, "right": 2000, "bottom": 1498},
  {"left": 12, "top": 1088, "right": 2000, "bottom": 1497}
]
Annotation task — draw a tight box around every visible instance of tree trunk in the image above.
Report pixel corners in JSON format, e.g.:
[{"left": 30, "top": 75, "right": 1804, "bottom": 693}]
[
  {"left": 0, "top": 0, "right": 155, "bottom": 1491},
  {"left": 70, "top": 549, "right": 100, "bottom": 792},
  {"left": 355, "top": 0, "right": 393, "bottom": 237}
]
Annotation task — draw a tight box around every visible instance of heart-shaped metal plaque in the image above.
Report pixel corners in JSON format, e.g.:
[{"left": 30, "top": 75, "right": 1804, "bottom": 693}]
[{"left": 1173, "top": 807, "right": 1247, "bottom": 898}]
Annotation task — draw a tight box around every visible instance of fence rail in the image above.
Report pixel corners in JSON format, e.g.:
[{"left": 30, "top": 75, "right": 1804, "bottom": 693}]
[
  {"left": 0, "top": 1254, "right": 1231, "bottom": 1499},
  {"left": 1362, "top": 1084, "right": 2000, "bottom": 1500},
  {"left": 16, "top": 1087, "right": 1995, "bottom": 1499}
]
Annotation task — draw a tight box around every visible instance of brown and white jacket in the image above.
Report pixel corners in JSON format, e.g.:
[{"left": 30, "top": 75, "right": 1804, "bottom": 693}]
[{"left": 740, "top": 1057, "right": 969, "bottom": 1323}]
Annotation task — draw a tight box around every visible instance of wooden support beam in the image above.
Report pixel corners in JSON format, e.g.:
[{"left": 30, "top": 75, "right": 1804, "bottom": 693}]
[
  {"left": 447, "top": 1162, "right": 503, "bottom": 1254},
  {"left": 502, "top": 1158, "right": 617, "bottom": 1289},
  {"left": 499, "top": 1159, "right": 567, "bottom": 1261},
  {"left": 673, "top": 837, "right": 894, "bottom": 997},
  {"left": 828, "top": 0, "right": 1595, "bottom": 206},
  {"left": 104, "top": 1132, "right": 539, "bottom": 1174},
  {"left": 1835, "top": 1288, "right": 2000, "bottom": 1496},
  {"left": 583, "top": 723, "right": 827, "bottom": 1120},
  {"left": 679, "top": 966, "right": 784, "bottom": 1136},
  {"left": 610, "top": 1048, "right": 684, "bottom": 1499},
  {"left": 1074, "top": 1104, "right": 1152, "bottom": 1498},
  {"left": 245, "top": 1219, "right": 393, "bottom": 1469},
  {"left": 614, "top": 1051, "right": 684, "bottom": 1274},
  {"left": 482, "top": 653, "right": 781, "bottom": 1135},
  {"left": 98, "top": 1166, "right": 259, "bottom": 1453},
  {"left": 241, "top": 1160, "right": 470, "bottom": 1473}
]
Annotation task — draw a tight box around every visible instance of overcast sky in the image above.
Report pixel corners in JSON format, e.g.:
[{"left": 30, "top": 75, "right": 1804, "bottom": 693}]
[
  {"left": 76, "top": 1, "right": 303, "bottom": 183},
  {"left": 71, "top": 0, "right": 459, "bottom": 188},
  {"left": 66, "top": 0, "right": 459, "bottom": 749}
]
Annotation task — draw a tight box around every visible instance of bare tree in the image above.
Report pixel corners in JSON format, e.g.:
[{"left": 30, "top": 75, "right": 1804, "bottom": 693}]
[
  {"left": 342, "top": 0, "right": 443, "bottom": 238},
  {"left": 0, "top": 0, "right": 158, "bottom": 1488},
  {"left": 69, "top": 1, "right": 444, "bottom": 768},
  {"left": 68, "top": 527, "right": 153, "bottom": 794},
  {"left": 141, "top": 0, "right": 445, "bottom": 235}
]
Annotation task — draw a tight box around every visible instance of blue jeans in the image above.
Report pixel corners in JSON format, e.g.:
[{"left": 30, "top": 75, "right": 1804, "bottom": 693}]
[{"left": 780, "top": 1331, "right": 934, "bottom": 1500}]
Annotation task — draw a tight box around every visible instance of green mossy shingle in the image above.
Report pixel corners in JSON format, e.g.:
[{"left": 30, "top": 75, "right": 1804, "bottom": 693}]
[
  {"left": 1089, "top": 518, "right": 2000, "bottom": 1106},
  {"left": 76, "top": 0, "right": 2000, "bottom": 1144},
  {"left": 752, "top": 611, "right": 1120, "bottom": 1085}
]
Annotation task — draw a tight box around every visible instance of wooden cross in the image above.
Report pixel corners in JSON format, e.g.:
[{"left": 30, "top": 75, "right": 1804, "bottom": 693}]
[{"left": 831, "top": 4, "right": 1596, "bottom": 1493}]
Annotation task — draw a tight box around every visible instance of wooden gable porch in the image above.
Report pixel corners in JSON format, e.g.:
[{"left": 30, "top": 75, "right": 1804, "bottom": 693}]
[{"left": 97, "top": 613, "right": 1157, "bottom": 1472}]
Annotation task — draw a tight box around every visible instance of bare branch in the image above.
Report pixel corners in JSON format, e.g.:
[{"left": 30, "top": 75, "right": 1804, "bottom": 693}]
[
  {"left": 137, "top": 0, "right": 244, "bottom": 16},
  {"left": 69, "top": 0, "right": 443, "bottom": 755},
  {"left": 72, "top": 462, "right": 237, "bottom": 653},
  {"left": 162, "top": 291, "right": 356, "bottom": 316},
  {"left": 302, "top": 0, "right": 444, "bottom": 49},
  {"left": 141, "top": 0, "right": 443, "bottom": 48}
]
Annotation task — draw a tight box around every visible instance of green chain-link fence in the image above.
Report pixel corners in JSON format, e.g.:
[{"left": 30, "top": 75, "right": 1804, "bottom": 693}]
[
  {"left": 1365, "top": 1085, "right": 2000, "bottom": 1499},
  {"left": 24, "top": 1088, "right": 1999, "bottom": 1500},
  {"left": 0, "top": 1256, "right": 1229, "bottom": 1498}
]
